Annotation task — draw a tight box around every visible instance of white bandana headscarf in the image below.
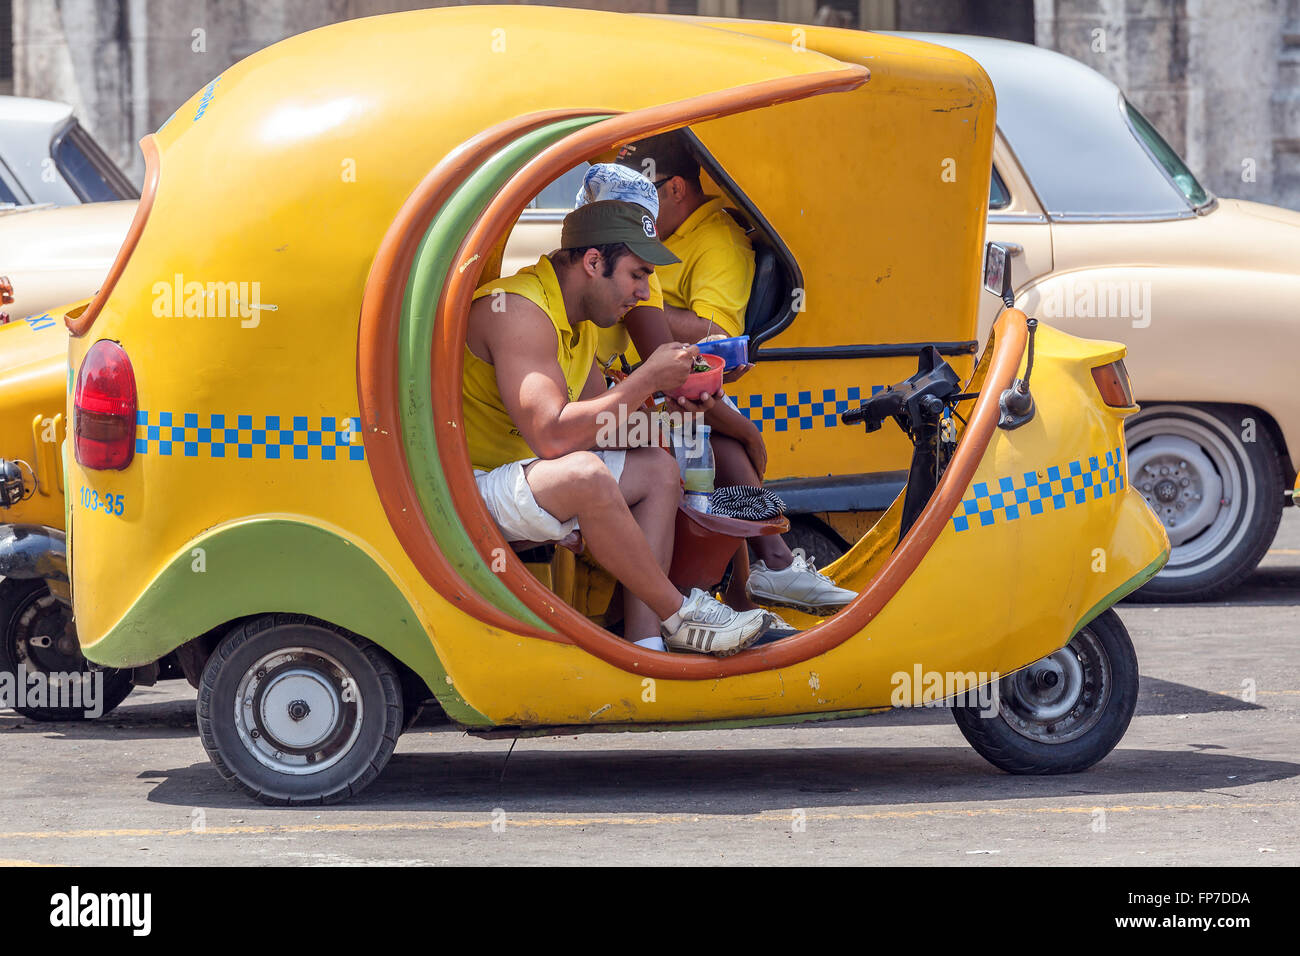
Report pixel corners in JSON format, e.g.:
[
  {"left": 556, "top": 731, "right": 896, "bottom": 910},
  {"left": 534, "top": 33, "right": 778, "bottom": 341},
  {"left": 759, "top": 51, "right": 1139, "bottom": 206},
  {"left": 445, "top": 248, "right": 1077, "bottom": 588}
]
[{"left": 574, "top": 163, "right": 659, "bottom": 220}]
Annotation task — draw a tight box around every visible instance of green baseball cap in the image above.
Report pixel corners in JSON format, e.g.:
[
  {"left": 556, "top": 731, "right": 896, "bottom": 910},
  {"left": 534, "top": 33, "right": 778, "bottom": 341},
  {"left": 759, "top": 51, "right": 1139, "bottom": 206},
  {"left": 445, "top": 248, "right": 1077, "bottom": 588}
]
[{"left": 560, "top": 200, "right": 680, "bottom": 266}]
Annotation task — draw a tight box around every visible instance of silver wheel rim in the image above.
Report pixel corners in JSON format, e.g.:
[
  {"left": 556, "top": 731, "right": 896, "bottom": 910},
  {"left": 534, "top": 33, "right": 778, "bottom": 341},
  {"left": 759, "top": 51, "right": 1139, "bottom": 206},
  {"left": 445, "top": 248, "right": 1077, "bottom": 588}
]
[
  {"left": 233, "top": 647, "right": 362, "bottom": 775},
  {"left": 12, "top": 589, "right": 84, "bottom": 675},
  {"left": 997, "top": 629, "right": 1110, "bottom": 744},
  {"left": 1127, "top": 408, "right": 1253, "bottom": 578}
]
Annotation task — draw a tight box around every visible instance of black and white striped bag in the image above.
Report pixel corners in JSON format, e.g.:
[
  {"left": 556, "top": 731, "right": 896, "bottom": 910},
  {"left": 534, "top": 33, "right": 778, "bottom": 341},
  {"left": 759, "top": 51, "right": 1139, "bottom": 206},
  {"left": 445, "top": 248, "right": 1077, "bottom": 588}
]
[{"left": 709, "top": 485, "right": 786, "bottom": 521}]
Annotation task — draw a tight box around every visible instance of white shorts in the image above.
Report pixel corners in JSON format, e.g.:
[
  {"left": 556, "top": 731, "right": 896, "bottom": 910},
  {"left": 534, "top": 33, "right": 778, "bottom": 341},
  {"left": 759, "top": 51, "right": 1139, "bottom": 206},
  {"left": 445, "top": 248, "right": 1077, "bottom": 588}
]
[{"left": 474, "top": 450, "right": 628, "bottom": 544}]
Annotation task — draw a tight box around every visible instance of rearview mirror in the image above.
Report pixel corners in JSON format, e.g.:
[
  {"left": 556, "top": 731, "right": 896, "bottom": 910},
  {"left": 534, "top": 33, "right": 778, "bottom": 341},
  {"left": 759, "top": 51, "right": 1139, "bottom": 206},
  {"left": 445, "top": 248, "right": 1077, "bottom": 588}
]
[{"left": 983, "top": 242, "right": 1014, "bottom": 308}]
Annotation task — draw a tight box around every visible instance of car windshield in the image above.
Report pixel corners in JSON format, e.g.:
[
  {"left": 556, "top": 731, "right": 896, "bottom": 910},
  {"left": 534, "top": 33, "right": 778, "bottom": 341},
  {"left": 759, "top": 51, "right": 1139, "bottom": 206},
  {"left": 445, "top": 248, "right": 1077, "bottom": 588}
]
[
  {"left": 51, "top": 123, "right": 139, "bottom": 202},
  {"left": 1124, "top": 100, "right": 1208, "bottom": 207}
]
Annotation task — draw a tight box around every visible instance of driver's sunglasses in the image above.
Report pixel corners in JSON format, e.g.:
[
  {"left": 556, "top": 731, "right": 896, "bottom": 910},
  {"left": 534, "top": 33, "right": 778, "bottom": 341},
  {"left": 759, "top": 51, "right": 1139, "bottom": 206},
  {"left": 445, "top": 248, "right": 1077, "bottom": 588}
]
[{"left": 652, "top": 177, "right": 671, "bottom": 190}]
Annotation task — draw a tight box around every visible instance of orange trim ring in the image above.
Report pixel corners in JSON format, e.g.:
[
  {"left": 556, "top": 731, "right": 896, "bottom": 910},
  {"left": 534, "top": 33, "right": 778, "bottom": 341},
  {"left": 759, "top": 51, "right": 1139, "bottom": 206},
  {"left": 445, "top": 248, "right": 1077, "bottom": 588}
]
[
  {"left": 67, "top": 135, "right": 161, "bottom": 337},
  {"left": 359, "top": 110, "right": 607, "bottom": 636},
  {"left": 360, "top": 73, "right": 870, "bottom": 645},
  {"left": 435, "top": 68, "right": 1021, "bottom": 678},
  {"left": 360, "top": 66, "right": 1028, "bottom": 679},
  {"left": 450, "top": 147, "right": 1023, "bottom": 684}
]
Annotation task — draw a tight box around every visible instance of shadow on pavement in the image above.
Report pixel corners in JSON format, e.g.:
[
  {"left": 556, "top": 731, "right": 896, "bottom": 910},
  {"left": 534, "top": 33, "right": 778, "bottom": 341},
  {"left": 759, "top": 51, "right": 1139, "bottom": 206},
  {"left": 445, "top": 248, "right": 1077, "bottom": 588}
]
[
  {"left": 140, "top": 743, "right": 1299, "bottom": 814},
  {"left": 1122, "top": 565, "right": 1300, "bottom": 608},
  {"left": 1, "top": 673, "right": 1260, "bottom": 738},
  {"left": 0, "top": 696, "right": 197, "bottom": 739}
]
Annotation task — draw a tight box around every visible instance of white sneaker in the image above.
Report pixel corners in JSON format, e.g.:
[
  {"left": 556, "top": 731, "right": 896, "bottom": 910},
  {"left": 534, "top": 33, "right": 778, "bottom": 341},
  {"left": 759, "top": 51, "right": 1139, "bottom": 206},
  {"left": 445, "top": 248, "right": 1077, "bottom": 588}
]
[
  {"left": 660, "top": 589, "right": 771, "bottom": 656},
  {"left": 747, "top": 553, "right": 857, "bottom": 614}
]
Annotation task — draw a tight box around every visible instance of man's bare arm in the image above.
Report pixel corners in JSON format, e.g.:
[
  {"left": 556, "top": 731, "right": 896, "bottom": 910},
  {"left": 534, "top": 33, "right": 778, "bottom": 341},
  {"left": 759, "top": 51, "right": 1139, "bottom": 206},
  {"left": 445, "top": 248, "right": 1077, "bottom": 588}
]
[
  {"left": 480, "top": 295, "right": 698, "bottom": 459},
  {"left": 663, "top": 303, "right": 722, "bottom": 343},
  {"left": 623, "top": 304, "right": 675, "bottom": 359}
]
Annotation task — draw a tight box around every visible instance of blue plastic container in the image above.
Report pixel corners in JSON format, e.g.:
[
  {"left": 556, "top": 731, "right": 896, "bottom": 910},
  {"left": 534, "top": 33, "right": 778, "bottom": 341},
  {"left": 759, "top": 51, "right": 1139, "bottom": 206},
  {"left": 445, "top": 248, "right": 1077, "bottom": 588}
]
[{"left": 696, "top": 335, "right": 750, "bottom": 371}]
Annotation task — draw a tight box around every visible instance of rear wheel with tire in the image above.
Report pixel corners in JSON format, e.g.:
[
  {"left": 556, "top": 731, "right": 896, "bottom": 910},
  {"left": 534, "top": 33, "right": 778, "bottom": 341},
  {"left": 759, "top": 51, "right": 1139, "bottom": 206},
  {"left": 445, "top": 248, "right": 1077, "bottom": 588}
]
[
  {"left": 197, "top": 614, "right": 402, "bottom": 805},
  {"left": 0, "top": 577, "right": 133, "bottom": 720},
  {"left": 1125, "top": 404, "right": 1283, "bottom": 601},
  {"left": 951, "top": 609, "right": 1137, "bottom": 774}
]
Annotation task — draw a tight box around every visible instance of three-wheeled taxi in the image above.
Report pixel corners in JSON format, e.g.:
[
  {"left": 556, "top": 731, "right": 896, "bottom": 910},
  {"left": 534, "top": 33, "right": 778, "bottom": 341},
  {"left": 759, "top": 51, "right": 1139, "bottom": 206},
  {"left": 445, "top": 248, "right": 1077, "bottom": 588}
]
[{"left": 63, "top": 7, "right": 1168, "bottom": 803}]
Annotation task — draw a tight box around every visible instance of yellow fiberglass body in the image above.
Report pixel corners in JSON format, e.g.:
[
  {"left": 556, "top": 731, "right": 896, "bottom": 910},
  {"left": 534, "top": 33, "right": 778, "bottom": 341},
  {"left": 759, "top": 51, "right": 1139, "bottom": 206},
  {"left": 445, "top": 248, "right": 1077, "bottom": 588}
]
[
  {"left": 0, "top": 316, "right": 69, "bottom": 530},
  {"left": 60, "top": 7, "right": 1168, "bottom": 801}
]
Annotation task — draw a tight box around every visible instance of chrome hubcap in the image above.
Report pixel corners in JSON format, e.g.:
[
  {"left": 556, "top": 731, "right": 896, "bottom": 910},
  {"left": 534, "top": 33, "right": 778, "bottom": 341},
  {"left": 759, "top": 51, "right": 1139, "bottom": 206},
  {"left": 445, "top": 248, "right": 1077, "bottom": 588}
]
[
  {"left": 1129, "top": 435, "right": 1220, "bottom": 545},
  {"left": 235, "top": 648, "right": 362, "bottom": 775},
  {"left": 1127, "top": 409, "right": 1253, "bottom": 576},
  {"left": 997, "top": 629, "right": 1109, "bottom": 744}
]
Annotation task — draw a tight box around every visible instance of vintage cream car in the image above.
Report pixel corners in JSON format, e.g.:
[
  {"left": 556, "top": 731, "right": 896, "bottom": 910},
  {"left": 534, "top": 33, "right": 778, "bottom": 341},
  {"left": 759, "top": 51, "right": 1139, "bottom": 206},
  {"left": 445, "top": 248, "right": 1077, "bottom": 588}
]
[
  {"left": 509, "top": 30, "right": 1298, "bottom": 602},
  {"left": 0, "top": 98, "right": 140, "bottom": 719},
  {"left": 916, "top": 33, "right": 1300, "bottom": 601},
  {"left": 1, "top": 96, "right": 138, "bottom": 323},
  {"left": 0, "top": 95, "right": 137, "bottom": 208}
]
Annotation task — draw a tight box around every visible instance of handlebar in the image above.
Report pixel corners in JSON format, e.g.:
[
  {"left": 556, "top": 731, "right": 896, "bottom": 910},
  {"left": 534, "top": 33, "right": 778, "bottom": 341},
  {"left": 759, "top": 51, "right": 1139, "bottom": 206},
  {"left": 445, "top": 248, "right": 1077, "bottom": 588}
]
[
  {"left": 840, "top": 390, "right": 903, "bottom": 429},
  {"left": 839, "top": 346, "right": 962, "bottom": 435}
]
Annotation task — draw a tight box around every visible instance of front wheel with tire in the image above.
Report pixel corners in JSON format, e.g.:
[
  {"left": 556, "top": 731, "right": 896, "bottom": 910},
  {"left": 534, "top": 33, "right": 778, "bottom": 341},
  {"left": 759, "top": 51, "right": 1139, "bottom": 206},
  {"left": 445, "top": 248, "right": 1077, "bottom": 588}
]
[
  {"left": 1125, "top": 404, "right": 1283, "bottom": 601},
  {"left": 197, "top": 615, "right": 402, "bottom": 805},
  {"left": 0, "top": 577, "right": 133, "bottom": 721},
  {"left": 951, "top": 609, "right": 1138, "bottom": 774}
]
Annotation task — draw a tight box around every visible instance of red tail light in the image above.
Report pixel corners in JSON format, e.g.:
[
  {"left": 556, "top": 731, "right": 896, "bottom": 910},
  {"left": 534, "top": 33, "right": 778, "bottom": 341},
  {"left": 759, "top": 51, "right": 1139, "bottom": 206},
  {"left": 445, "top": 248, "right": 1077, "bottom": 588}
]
[{"left": 74, "top": 340, "right": 137, "bottom": 470}]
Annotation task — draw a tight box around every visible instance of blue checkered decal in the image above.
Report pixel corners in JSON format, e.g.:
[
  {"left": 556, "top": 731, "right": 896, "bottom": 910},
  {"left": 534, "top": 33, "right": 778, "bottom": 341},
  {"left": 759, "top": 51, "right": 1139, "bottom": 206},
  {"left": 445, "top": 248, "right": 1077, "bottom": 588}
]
[
  {"left": 738, "top": 386, "right": 885, "bottom": 432},
  {"left": 951, "top": 446, "right": 1125, "bottom": 533},
  {"left": 135, "top": 412, "right": 364, "bottom": 461}
]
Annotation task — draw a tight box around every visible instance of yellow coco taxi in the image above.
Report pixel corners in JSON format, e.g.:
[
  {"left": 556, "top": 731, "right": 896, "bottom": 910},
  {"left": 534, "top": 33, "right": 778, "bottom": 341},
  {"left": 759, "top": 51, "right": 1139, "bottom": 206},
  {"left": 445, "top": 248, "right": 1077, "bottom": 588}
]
[
  {"left": 62, "top": 7, "right": 1168, "bottom": 804},
  {"left": 0, "top": 209, "right": 142, "bottom": 721},
  {"left": 0, "top": 314, "right": 129, "bottom": 722}
]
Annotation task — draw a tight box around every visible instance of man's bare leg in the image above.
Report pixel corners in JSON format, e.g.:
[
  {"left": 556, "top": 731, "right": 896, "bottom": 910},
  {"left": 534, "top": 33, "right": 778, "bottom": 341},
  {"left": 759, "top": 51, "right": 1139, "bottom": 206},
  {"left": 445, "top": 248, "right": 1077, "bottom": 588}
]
[
  {"left": 712, "top": 433, "right": 794, "bottom": 569},
  {"left": 612, "top": 447, "right": 684, "bottom": 639},
  {"left": 524, "top": 449, "right": 682, "bottom": 637},
  {"left": 724, "top": 544, "right": 758, "bottom": 611}
]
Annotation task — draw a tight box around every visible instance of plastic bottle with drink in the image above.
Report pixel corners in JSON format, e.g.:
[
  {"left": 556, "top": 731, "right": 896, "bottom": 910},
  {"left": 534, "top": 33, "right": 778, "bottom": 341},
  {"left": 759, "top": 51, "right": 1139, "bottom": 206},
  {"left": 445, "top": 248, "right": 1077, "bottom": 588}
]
[{"left": 681, "top": 423, "right": 715, "bottom": 513}]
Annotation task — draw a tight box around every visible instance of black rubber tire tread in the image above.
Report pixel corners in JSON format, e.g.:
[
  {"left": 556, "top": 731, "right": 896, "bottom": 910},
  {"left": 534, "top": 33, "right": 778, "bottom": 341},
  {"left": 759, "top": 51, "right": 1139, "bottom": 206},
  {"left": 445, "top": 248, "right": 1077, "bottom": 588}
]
[
  {"left": 196, "top": 613, "right": 402, "bottom": 806},
  {"left": 0, "top": 577, "right": 133, "bottom": 721},
  {"left": 951, "top": 609, "right": 1138, "bottom": 775},
  {"left": 780, "top": 518, "right": 849, "bottom": 568},
  {"left": 1125, "top": 404, "right": 1283, "bottom": 603}
]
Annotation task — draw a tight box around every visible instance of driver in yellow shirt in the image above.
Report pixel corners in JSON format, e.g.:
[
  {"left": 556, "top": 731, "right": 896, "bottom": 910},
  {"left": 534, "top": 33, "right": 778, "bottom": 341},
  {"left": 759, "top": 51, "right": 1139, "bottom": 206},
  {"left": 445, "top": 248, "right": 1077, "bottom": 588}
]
[
  {"left": 615, "top": 133, "right": 856, "bottom": 614},
  {"left": 618, "top": 134, "right": 753, "bottom": 343}
]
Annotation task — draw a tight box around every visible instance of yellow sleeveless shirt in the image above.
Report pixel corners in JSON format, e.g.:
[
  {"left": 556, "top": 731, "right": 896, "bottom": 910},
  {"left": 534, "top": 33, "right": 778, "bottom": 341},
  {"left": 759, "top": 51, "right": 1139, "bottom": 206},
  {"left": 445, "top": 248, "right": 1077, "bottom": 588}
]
[{"left": 463, "top": 256, "right": 597, "bottom": 471}]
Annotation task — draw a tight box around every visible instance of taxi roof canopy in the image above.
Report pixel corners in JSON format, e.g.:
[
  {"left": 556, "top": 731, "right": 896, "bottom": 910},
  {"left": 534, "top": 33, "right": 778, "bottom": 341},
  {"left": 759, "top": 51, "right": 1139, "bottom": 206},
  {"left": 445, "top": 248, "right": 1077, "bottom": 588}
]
[{"left": 108, "top": 7, "right": 994, "bottom": 363}]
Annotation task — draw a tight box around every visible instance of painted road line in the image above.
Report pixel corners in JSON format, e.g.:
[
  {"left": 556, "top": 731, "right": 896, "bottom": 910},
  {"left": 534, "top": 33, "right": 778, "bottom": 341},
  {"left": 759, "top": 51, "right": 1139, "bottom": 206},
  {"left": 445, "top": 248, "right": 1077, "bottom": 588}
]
[{"left": 0, "top": 801, "right": 1294, "bottom": 842}]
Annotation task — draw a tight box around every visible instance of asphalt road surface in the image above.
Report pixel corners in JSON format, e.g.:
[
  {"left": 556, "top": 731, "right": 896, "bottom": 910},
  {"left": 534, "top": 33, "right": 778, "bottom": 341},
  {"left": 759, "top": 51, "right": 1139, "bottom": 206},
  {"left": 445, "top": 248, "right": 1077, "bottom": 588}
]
[{"left": 2, "top": 514, "right": 1296, "bottom": 866}]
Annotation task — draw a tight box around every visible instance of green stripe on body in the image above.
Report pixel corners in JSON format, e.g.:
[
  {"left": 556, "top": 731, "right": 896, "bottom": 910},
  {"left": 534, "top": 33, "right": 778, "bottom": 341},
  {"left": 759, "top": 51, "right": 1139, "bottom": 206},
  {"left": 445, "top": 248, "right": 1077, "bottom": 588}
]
[
  {"left": 399, "top": 115, "right": 611, "bottom": 632},
  {"left": 1069, "top": 548, "right": 1170, "bottom": 638},
  {"left": 79, "top": 519, "right": 492, "bottom": 726}
]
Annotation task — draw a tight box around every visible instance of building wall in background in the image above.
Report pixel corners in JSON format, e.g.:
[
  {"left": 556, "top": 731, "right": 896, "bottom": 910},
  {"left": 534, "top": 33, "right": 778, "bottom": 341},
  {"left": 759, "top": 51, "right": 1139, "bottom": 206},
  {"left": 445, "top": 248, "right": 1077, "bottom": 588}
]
[
  {"left": 0, "top": 0, "right": 12, "bottom": 94},
  {"left": 8, "top": 0, "right": 1300, "bottom": 209},
  {"left": 1035, "top": 0, "right": 1300, "bottom": 211}
]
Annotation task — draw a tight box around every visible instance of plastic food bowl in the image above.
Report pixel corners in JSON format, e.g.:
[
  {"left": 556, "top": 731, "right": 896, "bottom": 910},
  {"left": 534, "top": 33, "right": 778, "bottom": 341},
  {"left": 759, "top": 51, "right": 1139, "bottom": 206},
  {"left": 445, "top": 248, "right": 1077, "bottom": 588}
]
[
  {"left": 666, "top": 353, "right": 725, "bottom": 401},
  {"left": 696, "top": 335, "right": 750, "bottom": 371}
]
